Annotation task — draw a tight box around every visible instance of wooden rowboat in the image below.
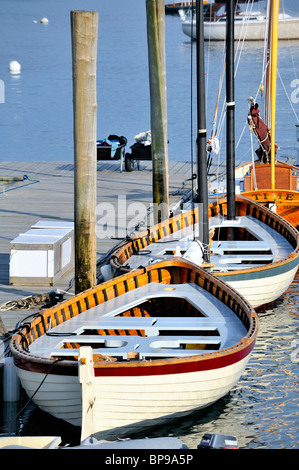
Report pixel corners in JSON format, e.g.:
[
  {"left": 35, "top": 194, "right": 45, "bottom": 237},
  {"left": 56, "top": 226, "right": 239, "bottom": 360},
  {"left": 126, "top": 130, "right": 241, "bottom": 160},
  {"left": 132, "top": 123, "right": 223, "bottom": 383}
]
[
  {"left": 10, "top": 259, "right": 258, "bottom": 440},
  {"left": 107, "top": 195, "right": 299, "bottom": 309}
]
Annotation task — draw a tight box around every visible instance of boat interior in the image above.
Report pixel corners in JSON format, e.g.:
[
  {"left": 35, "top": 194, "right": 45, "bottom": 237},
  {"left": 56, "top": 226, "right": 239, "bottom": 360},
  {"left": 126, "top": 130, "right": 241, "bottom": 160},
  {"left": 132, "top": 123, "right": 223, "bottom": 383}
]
[
  {"left": 125, "top": 214, "right": 293, "bottom": 273},
  {"left": 28, "top": 281, "right": 247, "bottom": 362}
]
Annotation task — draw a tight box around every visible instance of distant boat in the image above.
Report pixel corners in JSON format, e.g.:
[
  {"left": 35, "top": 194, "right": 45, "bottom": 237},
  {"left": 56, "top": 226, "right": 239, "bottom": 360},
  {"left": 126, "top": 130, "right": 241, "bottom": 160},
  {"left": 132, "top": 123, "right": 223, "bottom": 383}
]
[
  {"left": 10, "top": 259, "right": 258, "bottom": 440},
  {"left": 165, "top": 1, "right": 196, "bottom": 14},
  {"left": 180, "top": 2, "right": 299, "bottom": 40},
  {"left": 165, "top": 1, "right": 211, "bottom": 15}
]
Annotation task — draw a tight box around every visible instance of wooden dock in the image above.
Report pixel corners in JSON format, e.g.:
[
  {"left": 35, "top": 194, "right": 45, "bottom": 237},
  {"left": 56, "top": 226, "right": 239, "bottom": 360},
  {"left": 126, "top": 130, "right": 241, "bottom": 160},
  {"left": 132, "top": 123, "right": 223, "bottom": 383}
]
[{"left": 1, "top": 159, "right": 216, "bottom": 332}]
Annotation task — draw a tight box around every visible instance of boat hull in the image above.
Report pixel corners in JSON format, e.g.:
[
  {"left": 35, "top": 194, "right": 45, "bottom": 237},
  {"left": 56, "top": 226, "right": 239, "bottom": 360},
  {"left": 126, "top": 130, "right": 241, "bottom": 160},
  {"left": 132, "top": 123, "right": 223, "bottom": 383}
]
[
  {"left": 182, "top": 18, "right": 299, "bottom": 40},
  {"left": 218, "top": 259, "right": 299, "bottom": 308},
  {"left": 10, "top": 259, "right": 258, "bottom": 438},
  {"left": 16, "top": 352, "right": 252, "bottom": 437}
]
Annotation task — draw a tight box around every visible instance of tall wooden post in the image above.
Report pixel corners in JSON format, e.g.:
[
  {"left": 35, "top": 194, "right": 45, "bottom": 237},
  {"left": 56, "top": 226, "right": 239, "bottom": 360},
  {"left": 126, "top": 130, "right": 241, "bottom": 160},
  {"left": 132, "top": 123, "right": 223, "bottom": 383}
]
[
  {"left": 0, "top": 315, "right": 8, "bottom": 337},
  {"left": 226, "top": 0, "right": 236, "bottom": 221},
  {"left": 196, "top": 0, "right": 209, "bottom": 261},
  {"left": 146, "top": 0, "right": 169, "bottom": 223},
  {"left": 71, "top": 11, "right": 98, "bottom": 293}
]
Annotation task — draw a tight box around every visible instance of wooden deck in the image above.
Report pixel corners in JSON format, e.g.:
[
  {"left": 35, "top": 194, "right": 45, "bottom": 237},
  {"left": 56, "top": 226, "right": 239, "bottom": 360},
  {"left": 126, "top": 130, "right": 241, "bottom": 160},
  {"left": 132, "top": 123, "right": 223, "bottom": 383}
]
[{"left": 1, "top": 159, "right": 223, "bottom": 332}]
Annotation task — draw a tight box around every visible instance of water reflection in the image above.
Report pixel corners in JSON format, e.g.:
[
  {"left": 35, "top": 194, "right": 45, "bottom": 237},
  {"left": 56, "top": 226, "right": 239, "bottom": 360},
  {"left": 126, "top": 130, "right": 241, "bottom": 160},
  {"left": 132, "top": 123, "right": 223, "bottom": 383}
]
[{"left": 131, "top": 272, "right": 299, "bottom": 449}]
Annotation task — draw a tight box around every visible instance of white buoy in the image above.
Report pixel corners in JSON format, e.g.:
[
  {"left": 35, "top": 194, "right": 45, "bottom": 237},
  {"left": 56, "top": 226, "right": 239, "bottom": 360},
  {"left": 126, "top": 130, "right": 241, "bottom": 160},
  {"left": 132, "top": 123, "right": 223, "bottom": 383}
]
[
  {"left": 9, "top": 60, "right": 21, "bottom": 74},
  {"left": 40, "top": 17, "right": 49, "bottom": 24}
]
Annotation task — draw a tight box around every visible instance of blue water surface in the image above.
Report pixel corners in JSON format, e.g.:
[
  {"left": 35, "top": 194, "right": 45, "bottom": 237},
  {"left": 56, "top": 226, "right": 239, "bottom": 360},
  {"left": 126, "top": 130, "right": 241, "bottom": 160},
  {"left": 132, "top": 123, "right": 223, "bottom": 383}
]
[{"left": 0, "top": 0, "right": 299, "bottom": 163}]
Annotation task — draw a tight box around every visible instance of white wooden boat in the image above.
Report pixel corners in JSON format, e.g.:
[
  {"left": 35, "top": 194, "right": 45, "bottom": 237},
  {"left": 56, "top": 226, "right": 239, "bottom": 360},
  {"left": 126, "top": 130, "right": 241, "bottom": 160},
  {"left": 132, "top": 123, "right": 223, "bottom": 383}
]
[
  {"left": 180, "top": 9, "right": 299, "bottom": 41},
  {"left": 10, "top": 259, "right": 258, "bottom": 440},
  {"left": 107, "top": 196, "right": 299, "bottom": 309}
]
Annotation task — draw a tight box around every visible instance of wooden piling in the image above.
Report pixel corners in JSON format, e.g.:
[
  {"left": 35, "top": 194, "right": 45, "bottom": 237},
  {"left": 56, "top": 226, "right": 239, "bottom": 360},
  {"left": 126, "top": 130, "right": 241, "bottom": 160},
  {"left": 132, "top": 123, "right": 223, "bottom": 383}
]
[
  {"left": 0, "top": 315, "right": 8, "bottom": 336},
  {"left": 146, "top": 0, "right": 169, "bottom": 223},
  {"left": 71, "top": 11, "right": 98, "bottom": 294}
]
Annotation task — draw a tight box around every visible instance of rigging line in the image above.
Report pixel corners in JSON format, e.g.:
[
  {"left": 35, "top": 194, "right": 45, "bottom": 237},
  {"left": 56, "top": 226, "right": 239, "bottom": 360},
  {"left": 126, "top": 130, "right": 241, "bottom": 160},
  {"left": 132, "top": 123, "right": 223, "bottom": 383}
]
[
  {"left": 208, "top": 0, "right": 256, "bottom": 181},
  {"left": 190, "top": 4, "right": 195, "bottom": 241},
  {"left": 236, "top": 63, "right": 270, "bottom": 151},
  {"left": 215, "top": 0, "right": 255, "bottom": 142},
  {"left": 205, "top": 3, "right": 212, "bottom": 118},
  {"left": 262, "top": 0, "right": 271, "bottom": 83},
  {"left": 234, "top": 0, "right": 254, "bottom": 74},
  {"left": 277, "top": 68, "right": 299, "bottom": 123}
]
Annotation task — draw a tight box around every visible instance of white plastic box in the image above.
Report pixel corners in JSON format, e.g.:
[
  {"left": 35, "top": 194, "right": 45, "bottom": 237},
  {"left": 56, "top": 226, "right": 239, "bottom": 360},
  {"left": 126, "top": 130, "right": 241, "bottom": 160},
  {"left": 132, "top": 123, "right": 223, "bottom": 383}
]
[{"left": 9, "top": 222, "right": 74, "bottom": 286}]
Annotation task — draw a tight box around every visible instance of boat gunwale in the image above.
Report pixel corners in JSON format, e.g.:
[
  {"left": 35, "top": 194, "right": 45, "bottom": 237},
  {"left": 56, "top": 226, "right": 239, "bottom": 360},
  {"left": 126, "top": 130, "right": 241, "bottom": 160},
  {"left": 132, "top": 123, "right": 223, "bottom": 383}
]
[
  {"left": 10, "top": 259, "right": 258, "bottom": 373},
  {"left": 109, "top": 195, "right": 299, "bottom": 278}
]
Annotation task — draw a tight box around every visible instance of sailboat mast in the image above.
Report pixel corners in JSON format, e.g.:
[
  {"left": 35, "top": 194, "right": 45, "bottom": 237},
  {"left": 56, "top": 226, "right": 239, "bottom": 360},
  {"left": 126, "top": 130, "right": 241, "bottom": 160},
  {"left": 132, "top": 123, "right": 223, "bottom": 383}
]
[
  {"left": 270, "top": 0, "right": 279, "bottom": 190},
  {"left": 264, "top": 0, "right": 272, "bottom": 126},
  {"left": 196, "top": 0, "right": 209, "bottom": 261},
  {"left": 226, "top": 0, "right": 235, "bottom": 220}
]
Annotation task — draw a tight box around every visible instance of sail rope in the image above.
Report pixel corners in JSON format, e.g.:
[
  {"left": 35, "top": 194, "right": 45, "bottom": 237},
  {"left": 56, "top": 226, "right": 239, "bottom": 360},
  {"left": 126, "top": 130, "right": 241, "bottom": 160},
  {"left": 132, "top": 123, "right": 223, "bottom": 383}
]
[
  {"left": 277, "top": 68, "right": 299, "bottom": 124},
  {"left": 207, "top": 0, "right": 255, "bottom": 155},
  {"left": 213, "top": 0, "right": 255, "bottom": 151}
]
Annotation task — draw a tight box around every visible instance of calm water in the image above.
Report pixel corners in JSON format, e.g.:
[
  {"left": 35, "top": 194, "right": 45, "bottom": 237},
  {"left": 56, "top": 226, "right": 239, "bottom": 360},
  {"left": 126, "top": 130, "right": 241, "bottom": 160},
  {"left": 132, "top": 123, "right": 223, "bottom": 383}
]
[
  {"left": 0, "top": 0, "right": 299, "bottom": 164},
  {"left": 0, "top": 0, "right": 298, "bottom": 450}
]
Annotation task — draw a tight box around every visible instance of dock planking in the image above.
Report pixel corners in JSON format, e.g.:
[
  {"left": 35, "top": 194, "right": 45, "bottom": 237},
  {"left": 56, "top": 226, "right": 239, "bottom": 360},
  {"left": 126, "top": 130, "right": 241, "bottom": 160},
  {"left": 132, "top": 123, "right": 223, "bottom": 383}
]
[{"left": 0, "top": 159, "right": 201, "bottom": 331}]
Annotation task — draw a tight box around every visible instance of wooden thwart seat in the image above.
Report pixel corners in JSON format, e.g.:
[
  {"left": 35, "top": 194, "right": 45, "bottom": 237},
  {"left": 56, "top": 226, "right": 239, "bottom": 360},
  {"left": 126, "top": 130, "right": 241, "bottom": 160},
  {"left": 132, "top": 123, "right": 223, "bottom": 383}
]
[
  {"left": 29, "top": 282, "right": 247, "bottom": 360},
  {"left": 50, "top": 333, "right": 222, "bottom": 359}
]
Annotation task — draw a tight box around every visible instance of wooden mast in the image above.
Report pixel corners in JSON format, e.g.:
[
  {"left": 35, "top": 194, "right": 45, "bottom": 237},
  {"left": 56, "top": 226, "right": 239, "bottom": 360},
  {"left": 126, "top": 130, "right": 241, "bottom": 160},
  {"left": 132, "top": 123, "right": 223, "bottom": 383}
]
[
  {"left": 264, "top": 0, "right": 272, "bottom": 126},
  {"left": 196, "top": 0, "right": 209, "bottom": 261},
  {"left": 270, "top": 0, "right": 279, "bottom": 190}
]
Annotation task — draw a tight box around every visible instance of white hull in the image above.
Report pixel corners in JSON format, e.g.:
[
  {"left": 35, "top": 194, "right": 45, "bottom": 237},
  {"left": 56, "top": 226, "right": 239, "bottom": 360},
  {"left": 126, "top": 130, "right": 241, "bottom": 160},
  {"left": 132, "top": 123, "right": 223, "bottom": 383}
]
[
  {"left": 182, "top": 17, "right": 299, "bottom": 41},
  {"left": 17, "top": 369, "right": 82, "bottom": 425},
  {"left": 17, "top": 355, "right": 250, "bottom": 438},
  {"left": 225, "top": 265, "right": 298, "bottom": 308}
]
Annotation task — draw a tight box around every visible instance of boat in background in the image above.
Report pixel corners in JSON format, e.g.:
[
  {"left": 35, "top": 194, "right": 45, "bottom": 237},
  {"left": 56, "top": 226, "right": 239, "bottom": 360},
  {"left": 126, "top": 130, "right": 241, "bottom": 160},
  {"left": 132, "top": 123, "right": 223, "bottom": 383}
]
[
  {"left": 10, "top": 259, "right": 258, "bottom": 440},
  {"left": 165, "top": 1, "right": 196, "bottom": 14},
  {"left": 180, "top": 1, "right": 299, "bottom": 40}
]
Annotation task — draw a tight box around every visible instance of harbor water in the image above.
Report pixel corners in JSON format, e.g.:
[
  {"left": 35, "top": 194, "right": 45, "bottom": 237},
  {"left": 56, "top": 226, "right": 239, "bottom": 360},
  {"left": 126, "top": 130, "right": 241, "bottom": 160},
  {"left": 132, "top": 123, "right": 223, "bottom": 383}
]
[
  {"left": 0, "top": 0, "right": 299, "bottom": 164},
  {"left": 0, "top": 0, "right": 298, "bottom": 449}
]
